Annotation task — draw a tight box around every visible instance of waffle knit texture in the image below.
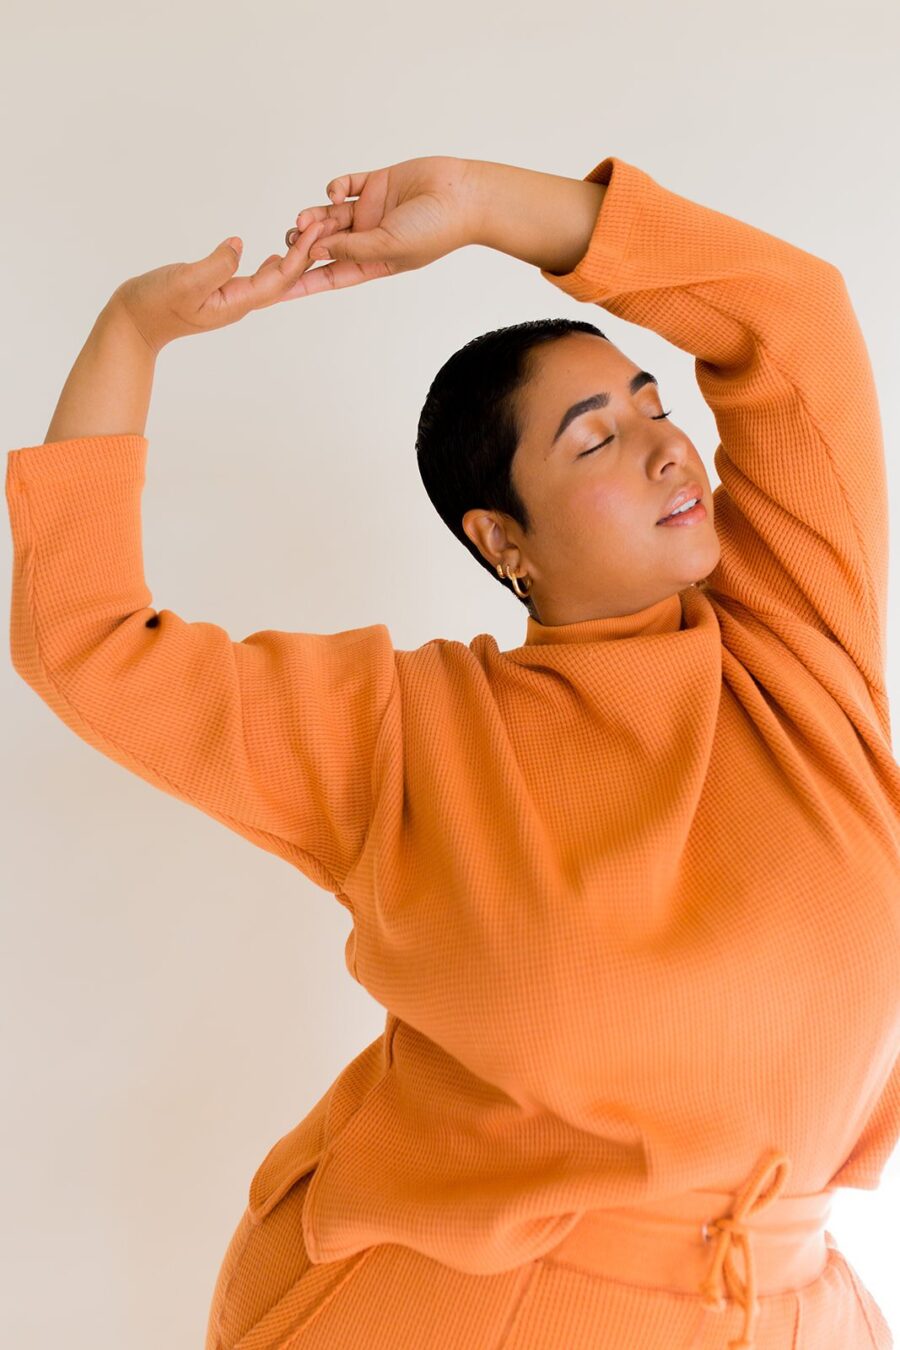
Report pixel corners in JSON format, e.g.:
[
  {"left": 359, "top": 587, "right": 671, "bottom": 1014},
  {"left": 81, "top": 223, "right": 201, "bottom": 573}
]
[{"left": 7, "top": 157, "right": 900, "bottom": 1306}]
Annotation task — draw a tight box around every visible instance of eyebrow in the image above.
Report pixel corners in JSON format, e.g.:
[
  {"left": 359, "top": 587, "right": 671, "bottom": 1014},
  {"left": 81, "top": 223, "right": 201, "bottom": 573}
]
[{"left": 549, "top": 371, "right": 659, "bottom": 451}]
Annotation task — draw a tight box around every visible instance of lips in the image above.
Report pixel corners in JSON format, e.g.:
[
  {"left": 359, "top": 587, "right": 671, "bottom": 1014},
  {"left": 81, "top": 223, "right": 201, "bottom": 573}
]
[{"left": 657, "top": 482, "right": 703, "bottom": 524}]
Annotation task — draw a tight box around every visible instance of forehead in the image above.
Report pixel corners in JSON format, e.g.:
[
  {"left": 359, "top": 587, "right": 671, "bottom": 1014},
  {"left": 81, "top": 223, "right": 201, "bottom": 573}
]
[{"left": 528, "top": 332, "right": 633, "bottom": 388}]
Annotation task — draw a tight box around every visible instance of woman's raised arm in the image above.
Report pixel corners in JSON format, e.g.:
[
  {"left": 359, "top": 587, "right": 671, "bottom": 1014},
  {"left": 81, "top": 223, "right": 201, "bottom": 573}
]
[{"left": 7, "top": 220, "right": 398, "bottom": 897}]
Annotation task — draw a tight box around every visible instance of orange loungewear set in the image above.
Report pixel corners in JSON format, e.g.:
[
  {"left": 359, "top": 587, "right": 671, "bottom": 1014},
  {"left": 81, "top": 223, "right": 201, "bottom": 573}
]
[{"left": 7, "top": 154, "right": 899, "bottom": 1348}]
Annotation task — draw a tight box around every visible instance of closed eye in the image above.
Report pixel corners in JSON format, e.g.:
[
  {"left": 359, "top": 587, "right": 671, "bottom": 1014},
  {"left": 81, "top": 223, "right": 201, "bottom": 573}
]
[{"left": 576, "top": 409, "right": 673, "bottom": 459}]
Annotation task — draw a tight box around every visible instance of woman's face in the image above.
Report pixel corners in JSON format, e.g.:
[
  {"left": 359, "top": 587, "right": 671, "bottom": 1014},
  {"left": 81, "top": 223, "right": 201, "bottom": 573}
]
[{"left": 463, "top": 333, "right": 721, "bottom": 626}]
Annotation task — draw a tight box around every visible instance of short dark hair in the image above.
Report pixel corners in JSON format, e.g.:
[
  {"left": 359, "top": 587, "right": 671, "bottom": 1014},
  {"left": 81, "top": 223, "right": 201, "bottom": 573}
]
[{"left": 415, "top": 317, "right": 608, "bottom": 618}]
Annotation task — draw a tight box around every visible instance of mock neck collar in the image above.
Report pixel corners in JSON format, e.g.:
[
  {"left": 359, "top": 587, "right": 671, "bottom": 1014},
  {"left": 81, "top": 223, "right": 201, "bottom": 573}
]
[{"left": 523, "top": 591, "right": 684, "bottom": 646}]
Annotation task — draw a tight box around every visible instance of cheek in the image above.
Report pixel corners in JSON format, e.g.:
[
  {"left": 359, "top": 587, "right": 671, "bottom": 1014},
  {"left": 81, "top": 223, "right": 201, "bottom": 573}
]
[{"left": 573, "top": 479, "right": 635, "bottom": 530}]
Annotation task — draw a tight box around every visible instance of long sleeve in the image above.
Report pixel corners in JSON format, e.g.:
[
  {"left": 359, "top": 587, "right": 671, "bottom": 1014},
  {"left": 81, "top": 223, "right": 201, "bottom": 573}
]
[
  {"left": 5, "top": 433, "right": 397, "bottom": 897},
  {"left": 540, "top": 156, "right": 891, "bottom": 720}
]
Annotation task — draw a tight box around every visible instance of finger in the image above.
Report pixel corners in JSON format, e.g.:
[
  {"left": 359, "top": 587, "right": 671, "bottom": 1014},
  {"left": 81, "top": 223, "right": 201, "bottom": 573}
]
[
  {"left": 285, "top": 214, "right": 346, "bottom": 250},
  {"left": 296, "top": 202, "right": 354, "bottom": 230},
  {"left": 324, "top": 172, "right": 370, "bottom": 204},
  {"left": 201, "top": 221, "right": 326, "bottom": 320},
  {"left": 307, "top": 221, "right": 395, "bottom": 266},
  {"left": 244, "top": 228, "right": 320, "bottom": 289},
  {"left": 274, "top": 254, "right": 392, "bottom": 303},
  {"left": 248, "top": 222, "right": 331, "bottom": 305}
]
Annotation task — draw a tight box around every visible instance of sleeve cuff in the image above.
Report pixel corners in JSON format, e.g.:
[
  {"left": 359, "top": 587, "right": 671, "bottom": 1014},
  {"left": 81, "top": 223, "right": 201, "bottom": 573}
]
[
  {"left": 539, "top": 155, "right": 651, "bottom": 300},
  {"left": 6, "top": 434, "right": 148, "bottom": 490}
]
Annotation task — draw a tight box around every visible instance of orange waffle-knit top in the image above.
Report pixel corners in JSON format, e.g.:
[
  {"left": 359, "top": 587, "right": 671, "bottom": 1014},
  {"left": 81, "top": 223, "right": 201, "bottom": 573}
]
[{"left": 7, "top": 155, "right": 899, "bottom": 1282}]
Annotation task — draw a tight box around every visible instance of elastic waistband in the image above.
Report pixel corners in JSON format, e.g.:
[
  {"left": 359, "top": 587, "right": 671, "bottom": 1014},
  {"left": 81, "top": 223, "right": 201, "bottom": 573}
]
[{"left": 540, "top": 1151, "right": 832, "bottom": 1350}]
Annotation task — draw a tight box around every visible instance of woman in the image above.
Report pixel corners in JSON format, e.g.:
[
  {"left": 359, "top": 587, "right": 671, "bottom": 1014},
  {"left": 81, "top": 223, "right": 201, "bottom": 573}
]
[{"left": 7, "top": 152, "right": 898, "bottom": 1349}]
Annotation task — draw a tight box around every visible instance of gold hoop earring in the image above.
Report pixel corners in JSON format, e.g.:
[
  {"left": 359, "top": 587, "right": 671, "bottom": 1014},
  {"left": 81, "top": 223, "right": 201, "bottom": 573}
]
[{"left": 496, "top": 561, "right": 533, "bottom": 599}]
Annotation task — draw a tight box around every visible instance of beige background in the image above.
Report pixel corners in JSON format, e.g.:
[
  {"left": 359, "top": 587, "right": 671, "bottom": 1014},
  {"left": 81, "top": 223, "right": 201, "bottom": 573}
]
[{"left": 1, "top": 0, "right": 898, "bottom": 1345}]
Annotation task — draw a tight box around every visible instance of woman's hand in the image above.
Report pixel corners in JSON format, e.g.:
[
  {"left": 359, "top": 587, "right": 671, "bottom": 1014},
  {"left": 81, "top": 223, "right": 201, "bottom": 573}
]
[
  {"left": 280, "top": 155, "right": 482, "bottom": 298},
  {"left": 111, "top": 219, "right": 330, "bottom": 355}
]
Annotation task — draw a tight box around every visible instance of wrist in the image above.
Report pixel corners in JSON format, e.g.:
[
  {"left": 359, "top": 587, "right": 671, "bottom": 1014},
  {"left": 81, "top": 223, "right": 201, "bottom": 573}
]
[
  {"left": 104, "top": 285, "right": 165, "bottom": 358},
  {"left": 457, "top": 158, "right": 493, "bottom": 249},
  {"left": 463, "top": 158, "right": 607, "bottom": 273},
  {"left": 460, "top": 158, "right": 503, "bottom": 249}
]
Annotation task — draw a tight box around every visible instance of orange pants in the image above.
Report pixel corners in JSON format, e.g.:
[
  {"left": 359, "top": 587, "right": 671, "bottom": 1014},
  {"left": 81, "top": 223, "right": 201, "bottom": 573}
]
[{"left": 204, "top": 1168, "right": 893, "bottom": 1350}]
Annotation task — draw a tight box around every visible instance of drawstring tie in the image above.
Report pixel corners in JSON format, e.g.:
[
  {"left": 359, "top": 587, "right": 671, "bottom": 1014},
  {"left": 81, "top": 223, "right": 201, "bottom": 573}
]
[{"left": 699, "top": 1148, "right": 791, "bottom": 1350}]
